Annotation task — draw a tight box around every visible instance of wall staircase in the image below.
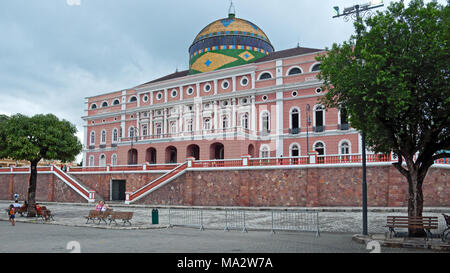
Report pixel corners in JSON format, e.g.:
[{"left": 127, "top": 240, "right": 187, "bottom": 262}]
[{"left": 125, "top": 162, "right": 188, "bottom": 204}]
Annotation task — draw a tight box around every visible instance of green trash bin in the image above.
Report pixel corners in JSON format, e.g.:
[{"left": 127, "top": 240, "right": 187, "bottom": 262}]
[{"left": 151, "top": 209, "right": 159, "bottom": 224}]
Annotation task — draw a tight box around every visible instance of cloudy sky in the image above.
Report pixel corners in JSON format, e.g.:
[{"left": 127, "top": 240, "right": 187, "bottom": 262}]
[{"left": 0, "top": 0, "right": 444, "bottom": 162}]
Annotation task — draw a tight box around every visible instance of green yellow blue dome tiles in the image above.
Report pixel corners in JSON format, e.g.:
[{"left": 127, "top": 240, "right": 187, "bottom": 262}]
[
  {"left": 193, "top": 18, "right": 270, "bottom": 43},
  {"left": 189, "top": 15, "right": 274, "bottom": 74},
  {"left": 190, "top": 52, "right": 238, "bottom": 73},
  {"left": 189, "top": 49, "right": 267, "bottom": 75}
]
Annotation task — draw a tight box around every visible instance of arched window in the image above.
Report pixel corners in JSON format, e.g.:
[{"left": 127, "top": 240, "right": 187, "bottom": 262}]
[
  {"left": 99, "top": 154, "right": 106, "bottom": 167},
  {"left": 339, "top": 141, "right": 351, "bottom": 155},
  {"left": 311, "top": 63, "right": 321, "bottom": 72},
  {"left": 112, "top": 128, "right": 118, "bottom": 142},
  {"left": 101, "top": 101, "right": 108, "bottom": 108},
  {"left": 313, "top": 141, "right": 325, "bottom": 155},
  {"left": 113, "top": 99, "right": 120, "bottom": 105},
  {"left": 222, "top": 115, "right": 229, "bottom": 129},
  {"left": 204, "top": 118, "right": 211, "bottom": 130},
  {"left": 90, "top": 131, "right": 95, "bottom": 145},
  {"left": 290, "top": 108, "right": 300, "bottom": 134},
  {"left": 129, "top": 96, "right": 137, "bottom": 102},
  {"left": 155, "top": 123, "right": 162, "bottom": 136},
  {"left": 170, "top": 121, "right": 177, "bottom": 134},
  {"left": 290, "top": 143, "right": 300, "bottom": 157},
  {"left": 186, "top": 119, "right": 193, "bottom": 132},
  {"left": 129, "top": 126, "right": 135, "bottom": 138},
  {"left": 261, "top": 111, "right": 270, "bottom": 133},
  {"left": 258, "top": 72, "right": 272, "bottom": 80},
  {"left": 287, "top": 67, "right": 302, "bottom": 76},
  {"left": 260, "top": 145, "right": 270, "bottom": 158},
  {"left": 111, "top": 154, "right": 117, "bottom": 166},
  {"left": 142, "top": 124, "right": 148, "bottom": 136},
  {"left": 88, "top": 155, "right": 95, "bottom": 167},
  {"left": 241, "top": 113, "right": 249, "bottom": 129},
  {"left": 314, "top": 105, "right": 325, "bottom": 132},
  {"left": 90, "top": 104, "right": 97, "bottom": 110},
  {"left": 101, "top": 130, "right": 106, "bottom": 144}
]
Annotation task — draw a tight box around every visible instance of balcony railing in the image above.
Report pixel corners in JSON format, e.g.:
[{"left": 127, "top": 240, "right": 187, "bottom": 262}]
[{"left": 1, "top": 154, "right": 448, "bottom": 175}]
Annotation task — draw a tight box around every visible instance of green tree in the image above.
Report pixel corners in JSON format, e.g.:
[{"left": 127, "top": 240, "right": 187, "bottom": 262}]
[
  {"left": 317, "top": 0, "right": 449, "bottom": 236},
  {"left": 1, "top": 114, "right": 82, "bottom": 216}
]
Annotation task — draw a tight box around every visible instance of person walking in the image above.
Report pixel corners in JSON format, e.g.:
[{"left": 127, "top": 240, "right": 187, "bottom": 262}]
[{"left": 8, "top": 205, "right": 16, "bottom": 226}]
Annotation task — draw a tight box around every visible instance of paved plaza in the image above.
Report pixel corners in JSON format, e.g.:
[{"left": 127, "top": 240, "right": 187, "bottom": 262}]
[{"left": 0, "top": 201, "right": 448, "bottom": 253}]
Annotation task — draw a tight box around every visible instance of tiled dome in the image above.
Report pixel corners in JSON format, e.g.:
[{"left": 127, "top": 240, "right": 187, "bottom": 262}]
[{"left": 188, "top": 9, "right": 274, "bottom": 74}]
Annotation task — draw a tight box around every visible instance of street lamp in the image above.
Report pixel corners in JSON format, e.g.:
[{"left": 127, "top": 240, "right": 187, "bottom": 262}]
[
  {"left": 332, "top": 1, "right": 384, "bottom": 236},
  {"left": 306, "top": 104, "right": 311, "bottom": 156}
]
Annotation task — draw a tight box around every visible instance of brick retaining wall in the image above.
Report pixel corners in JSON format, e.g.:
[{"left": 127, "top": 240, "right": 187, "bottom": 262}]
[{"left": 0, "top": 165, "right": 448, "bottom": 206}]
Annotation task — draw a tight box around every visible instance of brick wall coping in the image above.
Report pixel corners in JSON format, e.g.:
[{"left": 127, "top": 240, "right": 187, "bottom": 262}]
[{"left": 0, "top": 201, "right": 448, "bottom": 213}]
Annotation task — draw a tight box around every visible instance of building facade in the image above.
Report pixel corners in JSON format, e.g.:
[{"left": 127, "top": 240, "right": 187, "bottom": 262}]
[{"left": 82, "top": 9, "right": 361, "bottom": 167}]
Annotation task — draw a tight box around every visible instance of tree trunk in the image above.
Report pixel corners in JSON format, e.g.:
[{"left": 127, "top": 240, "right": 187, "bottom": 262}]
[
  {"left": 26, "top": 161, "right": 39, "bottom": 217},
  {"left": 406, "top": 168, "right": 427, "bottom": 237}
]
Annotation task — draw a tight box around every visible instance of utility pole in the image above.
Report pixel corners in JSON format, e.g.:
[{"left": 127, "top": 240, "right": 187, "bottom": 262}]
[{"left": 332, "top": 1, "right": 384, "bottom": 236}]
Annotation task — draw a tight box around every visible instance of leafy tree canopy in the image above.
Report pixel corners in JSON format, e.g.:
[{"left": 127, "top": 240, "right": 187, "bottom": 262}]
[
  {"left": 1, "top": 113, "right": 82, "bottom": 164},
  {"left": 317, "top": 0, "right": 449, "bottom": 166}
]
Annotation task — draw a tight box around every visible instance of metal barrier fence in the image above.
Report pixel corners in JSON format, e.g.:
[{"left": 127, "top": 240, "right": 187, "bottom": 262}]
[
  {"left": 167, "top": 208, "right": 320, "bottom": 236},
  {"left": 270, "top": 210, "right": 320, "bottom": 237},
  {"left": 168, "top": 208, "right": 204, "bottom": 230},
  {"left": 224, "top": 210, "right": 247, "bottom": 232}
]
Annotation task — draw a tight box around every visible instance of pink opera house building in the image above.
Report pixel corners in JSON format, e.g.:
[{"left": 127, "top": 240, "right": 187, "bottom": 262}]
[{"left": 82, "top": 9, "right": 360, "bottom": 168}]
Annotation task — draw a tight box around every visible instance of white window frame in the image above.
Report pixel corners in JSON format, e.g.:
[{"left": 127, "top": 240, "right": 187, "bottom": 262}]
[
  {"left": 100, "top": 130, "right": 106, "bottom": 144},
  {"left": 90, "top": 131, "right": 95, "bottom": 145},
  {"left": 259, "top": 144, "right": 270, "bottom": 158},
  {"left": 89, "top": 155, "right": 95, "bottom": 167},
  {"left": 313, "top": 104, "right": 325, "bottom": 128},
  {"left": 260, "top": 110, "right": 270, "bottom": 132},
  {"left": 111, "top": 154, "right": 117, "bottom": 166},
  {"left": 289, "top": 142, "right": 301, "bottom": 157},
  {"left": 286, "top": 66, "right": 303, "bottom": 76},
  {"left": 257, "top": 71, "right": 273, "bottom": 81},
  {"left": 289, "top": 107, "right": 301, "bottom": 130},
  {"left": 99, "top": 154, "right": 106, "bottom": 167},
  {"left": 338, "top": 140, "right": 351, "bottom": 155}
]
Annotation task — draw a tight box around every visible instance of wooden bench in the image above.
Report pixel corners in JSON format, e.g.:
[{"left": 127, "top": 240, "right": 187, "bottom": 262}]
[
  {"left": 84, "top": 209, "right": 113, "bottom": 224},
  {"left": 97, "top": 209, "right": 114, "bottom": 224},
  {"left": 442, "top": 214, "right": 450, "bottom": 242},
  {"left": 36, "top": 206, "right": 54, "bottom": 221},
  {"left": 15, "top": 206, "right": 28, "bottom": 217},
  {"left": 386, "top": 216, "right": 438, "bottom": 239},
  {"left": 85, "top": 210, "right": 100, "bottom": 224},
  {"left": 109, "top": 211, "right": 133, "bottom": 226}
]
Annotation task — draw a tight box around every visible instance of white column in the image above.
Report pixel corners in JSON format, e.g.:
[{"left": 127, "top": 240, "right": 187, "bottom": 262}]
[
  {"left": 276, "top": 60, "right": 283, "bottom": 86},
  {"left": 163, "top": 108, "right": 167, "bottom": 134},
  {"left": 214, "top": 79, "right": 218, "bottom": 95},
  {"left": 251, "top": 72, "right": 256, "bottom": 89},
  {"left": 232, "top": 76, "right": 236, "bottom": 92},
  {"left": 179, "top": 105, "right": 183, "bottom": 136},
  {"left": 195, "top": 100, "right": 200, "bottom": 132},
  {"left": 251, "top": 95, "right": 256, "bottom": 133},
  {"left": 276, "top": 91, "right": 284, "bottom": 156},
  {"left": 149, "top": 111, "right": 153, "bottom": 136},
  {"left": 121, "top": 90, "right": 127, "bottom": 138},
  {"left": 82, "top": 99, "right": 89, "bottom": 167},
  {"left": 213, "top": 101, "right": 218, "bottom": 131},
  {"left": 232, "top": 98, "right": 237, "bottom": 128}
]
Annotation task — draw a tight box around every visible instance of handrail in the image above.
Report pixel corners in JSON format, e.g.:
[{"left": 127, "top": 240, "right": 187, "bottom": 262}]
[
  {"left": 53, "top": 165, "right": 91, "bottom": 199},
  {"left": 128, "top": 162, "right": 188, "bottom": 202}
]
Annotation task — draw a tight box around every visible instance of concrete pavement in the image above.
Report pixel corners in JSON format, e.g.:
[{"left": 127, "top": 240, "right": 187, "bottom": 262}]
[{"left": 1, "top": 200, "right": 448, "bottom": 253}]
